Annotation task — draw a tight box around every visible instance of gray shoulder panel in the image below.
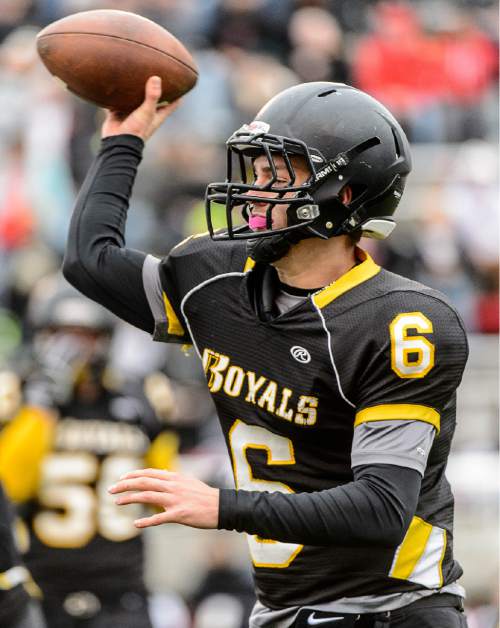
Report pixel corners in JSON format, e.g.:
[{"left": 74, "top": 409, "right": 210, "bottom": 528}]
[{"left": 351, "top": 419, "right": 436, "bottom": 476}]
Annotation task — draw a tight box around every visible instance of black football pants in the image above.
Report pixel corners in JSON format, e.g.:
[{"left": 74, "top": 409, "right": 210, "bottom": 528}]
[{"left": 293, "top": 594, "right": 468, "bottom": 627}]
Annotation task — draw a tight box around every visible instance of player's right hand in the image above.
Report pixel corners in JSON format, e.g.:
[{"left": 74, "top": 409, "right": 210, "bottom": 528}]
[{"left": 102, "top": 76, "right": 181, "bottom": 141}]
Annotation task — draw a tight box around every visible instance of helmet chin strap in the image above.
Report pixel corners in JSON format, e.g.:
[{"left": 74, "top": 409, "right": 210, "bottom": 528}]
[
  {"left": 246, "top": 233, "right": 293, "bottom": 264},
  {"left": 246, "top": 223, "right": 318, "bottom": 264}
]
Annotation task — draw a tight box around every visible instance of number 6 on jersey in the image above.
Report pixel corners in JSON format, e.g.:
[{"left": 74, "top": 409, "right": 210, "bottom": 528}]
[
  {"left": 229, "top": 420, "right": 303, "bottom": 568},
  {"left": 390, "top": 312, "right": 435, "bottom": 378}
]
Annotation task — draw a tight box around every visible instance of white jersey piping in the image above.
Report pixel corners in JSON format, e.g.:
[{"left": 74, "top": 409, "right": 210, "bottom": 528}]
[
  {"left": 180, "top": 272, "right": 247, "bottom": 359},
  {"left": 312, "top": 300, "right": 355, "bottom": 408}
]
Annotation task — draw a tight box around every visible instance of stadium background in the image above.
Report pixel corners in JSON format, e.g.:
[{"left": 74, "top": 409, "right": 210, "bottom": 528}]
[{"left": 0, "top": 0, "right": 497, "bottom": 627}]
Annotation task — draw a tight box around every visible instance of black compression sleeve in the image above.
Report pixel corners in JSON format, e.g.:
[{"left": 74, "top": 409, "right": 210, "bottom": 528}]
[
  {"left": 63, "top": 134, "right": 155, "bottom": 332},
  {"left": 218, "top": 464, "right": 420, "bottom": 547}
]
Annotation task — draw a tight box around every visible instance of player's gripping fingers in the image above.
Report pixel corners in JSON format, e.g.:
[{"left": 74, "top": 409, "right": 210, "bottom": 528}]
[
  {"left": 144, "top": 75, "right": 162, "bottom": 108},
  {"left": 102, "top": 77, "right": 180, "bottom": 140}
]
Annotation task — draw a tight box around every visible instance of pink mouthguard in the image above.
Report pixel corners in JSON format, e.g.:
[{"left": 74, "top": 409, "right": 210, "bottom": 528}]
[{"left": 248, "top": 215, "right": 269, "bottom": 230}]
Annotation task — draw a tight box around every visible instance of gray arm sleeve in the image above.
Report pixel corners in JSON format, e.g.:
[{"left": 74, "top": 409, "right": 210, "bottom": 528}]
[
  {"left": 351, "top": 420, "right": 436, "bottom": 476},
  {"left": 142, "top": 254, "right": 168, "bottom": 337}
]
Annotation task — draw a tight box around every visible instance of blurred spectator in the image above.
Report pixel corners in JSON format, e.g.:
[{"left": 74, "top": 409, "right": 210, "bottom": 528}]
[
  {"left": 0, "top": 139, "right": 36, "bottom": 252},
  {"left": 288, "top": 7, "right": 350, "bottom": 83},
  {"left": 444, "top": 141, "right": 499, "bottom": 332},
  {"left": 353, "top": 1, "right": 497, "bottom": 143},
  {"left": 428, "top": 2, "right": 498, "bottom": 141},
  {"left": 352, "top": 2, "right": 446, "bottom": 142},
  {"left": 0, "top": 0, "right": 32, "bottom": 43},
  {"left": 0, "top": 26, "right": 75, "bottom": 253},
  {"left": 224, "top": 48, "right": 298, "bottom": 121},
  {"left": 189, "top": 536, "right": 254, "bottom": 628},
  {"left": 151, "top": 49, "right": 237, "bottom": 145},
  {"left": 415, "top": 203, "right": 478, "bottom": 330},
  {"left": 209, "top": 0, "right": 293, "bottom": 59}
]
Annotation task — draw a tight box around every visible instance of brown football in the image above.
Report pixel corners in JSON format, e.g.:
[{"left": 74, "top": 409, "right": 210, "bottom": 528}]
[{"left": 36, "top": 9, "right": 198, "bottom": 113}]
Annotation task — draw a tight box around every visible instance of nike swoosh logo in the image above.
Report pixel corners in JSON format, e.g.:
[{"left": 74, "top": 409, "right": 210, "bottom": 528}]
[{"left": 307, "top": 613, "right": 345, "bottom": 625}]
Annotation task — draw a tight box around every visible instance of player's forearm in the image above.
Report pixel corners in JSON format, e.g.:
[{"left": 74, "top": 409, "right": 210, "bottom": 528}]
[
  {"left": 63, "top": 135, "right": 154, "bottom": 331},
  {"left": 218, "top": 464, "right": 420, "bottom": 547}
]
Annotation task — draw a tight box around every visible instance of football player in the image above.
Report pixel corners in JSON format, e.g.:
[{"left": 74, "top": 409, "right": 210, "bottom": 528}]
[
  {"left": 63, "top": 77, "right": 469, "bottom": 628},
  {"left": 0, "top": 483, "right": 46, "bottom": 627},
  {"left": 0, "top": 275, "right": 177, "bottom": 628}
]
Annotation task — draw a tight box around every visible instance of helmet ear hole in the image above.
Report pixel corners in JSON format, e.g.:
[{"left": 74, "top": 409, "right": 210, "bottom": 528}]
[
  {"left": 348, "top": 183, "right": 368, "bottom": 205},
  {"left": 340, "top": 186, "right": 352, "bottom": 205}
]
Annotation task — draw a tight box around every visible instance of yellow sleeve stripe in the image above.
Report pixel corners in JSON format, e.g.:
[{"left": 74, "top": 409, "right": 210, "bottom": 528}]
[
  {"left": 162, "top": 291, "right": 185, "bottom": 336},
  {"left": 390, "top": 516, "right": 433, "bottom": 580},
  {"left": 312, "top": 248, "right": 380, "bottom": 309},
  {"left": 244, "top": 257, "right": 255, "bottom": 272},
  {"left": 354, "top": 404, "right": 440, "bottom": 433}
]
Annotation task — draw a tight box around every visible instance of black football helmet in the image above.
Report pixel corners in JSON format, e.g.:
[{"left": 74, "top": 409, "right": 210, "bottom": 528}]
[
  {"left": 27, "top": 273, "right": 115, "bottom": 333},
  {"left": 205, "top": 82, "right": 412, "bottom": 262}
]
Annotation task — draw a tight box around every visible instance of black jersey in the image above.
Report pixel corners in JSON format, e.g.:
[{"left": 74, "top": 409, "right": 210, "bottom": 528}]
[
  {"left": 0, "top": 484, "right": 31, "bottom": 625},
  {"left": 144, "top": 235, "right": 468, "bottom": 609},
  {"left": 3, "top": 386, "right": 174, "bottom": 600},
  {"left": 63, "top": 136, "right": 469, "bottom": 612}
]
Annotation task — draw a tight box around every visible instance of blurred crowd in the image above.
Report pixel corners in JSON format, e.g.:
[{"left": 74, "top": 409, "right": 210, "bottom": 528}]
[
  {"left": 0, "top": 0, "right": 496, "bottom": 344},
  {"left": 0, "top": 1, "right": 496, "bottom": 627}
]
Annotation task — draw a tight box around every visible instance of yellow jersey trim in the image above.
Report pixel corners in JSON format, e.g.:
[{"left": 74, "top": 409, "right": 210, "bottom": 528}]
[
  {"left": 390, "top": 516, "right": 433, "bottom": 580},
  {"left": 244, "top": 257, "right": 256, "bottom": 272},
  {"left": 162, "top": 291, "right": 185, "bottom": 336},
  {"left": 171, "top": 231, "right": 209, "bottom": 252},
  {"left": 354, "top": 404, "right": 440, "bottom": 434},
  {"left": 312, "top": 248, "right": 380, "bottom": 309}
]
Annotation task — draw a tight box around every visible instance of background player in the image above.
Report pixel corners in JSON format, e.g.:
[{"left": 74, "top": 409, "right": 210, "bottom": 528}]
[
  {"left": 63, "top": 77, "right": 470, "bottom": 628},
  {"left": 0, "top": 275, "right": 178, "bottom": 628},
  {"left": 0, "top": 483, "right": 46, "bottom": 628}
]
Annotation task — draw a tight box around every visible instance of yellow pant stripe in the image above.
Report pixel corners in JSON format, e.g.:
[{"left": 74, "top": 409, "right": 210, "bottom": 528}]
[{"left": 354, "top": 404, "right": 440, "bottom": 433}]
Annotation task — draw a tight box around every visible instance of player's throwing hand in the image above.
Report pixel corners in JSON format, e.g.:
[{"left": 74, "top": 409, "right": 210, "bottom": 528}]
[
  {"left": 102, "top": 76, "right": 181, "bottom": 141},
  {"left": 108, "top": 468, "right": 220, "bottom": 529}
]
